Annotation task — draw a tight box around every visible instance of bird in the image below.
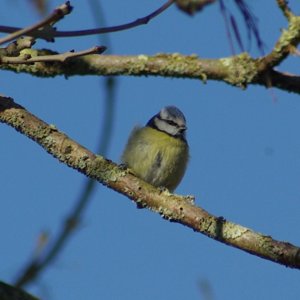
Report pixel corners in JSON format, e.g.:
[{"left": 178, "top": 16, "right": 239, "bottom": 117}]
[{"left": 121, "top": 106, "right": 189, "bottom": 192}]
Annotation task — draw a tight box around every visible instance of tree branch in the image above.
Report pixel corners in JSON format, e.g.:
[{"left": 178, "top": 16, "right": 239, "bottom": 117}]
[
  {"left": 1, "top": 95, "right": 300, "bottom": 269},
  {"left": 0, "top": 2, "right": 72, "bottom": 45},
  {"left": 276, "top": 0, "right": 293, "bottom": 21},
  {"left": 175, "top": 0, "right": 216, "bottom": 15},
  {"left": 0, "top": 46, "right": 106, "bottom": 64},
  {"left": 257, "top": 11, "right": 300, "bottom": 71},
  {"left": 0, "top": 37, "right": 36, "bottom": 57},
  {"left": 14, "top": 79, "right": 117, "bottom": 288},
  {"left": 1, "top": 50, "right": 299, "bottom": 94},
  {"left": 0, "top": 281, "right": 38, "bottom": 300},
  {"left": 0, "top": 0, "right": 174, "bottom": 42},
  {"left": 258, "top": 69, "right": 300, "bottom": 94},
  {"left": 0, "top": 2, "right": 299, "bottom": 94}
]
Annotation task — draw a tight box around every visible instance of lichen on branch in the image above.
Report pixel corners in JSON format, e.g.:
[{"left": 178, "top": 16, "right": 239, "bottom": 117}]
[{"left": 1, "top": 95, "right": 300, "bottom": 269}]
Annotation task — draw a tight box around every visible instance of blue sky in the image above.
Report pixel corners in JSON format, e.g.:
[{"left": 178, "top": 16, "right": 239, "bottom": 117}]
[{"left": 1, "top": 0, "right": 300, "bottom": 299}]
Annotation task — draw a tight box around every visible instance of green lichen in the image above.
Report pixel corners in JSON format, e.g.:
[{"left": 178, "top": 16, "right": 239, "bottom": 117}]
[
  {"left": 88, "top": 155, "right": 121, "bottom": 183},
  {"left": 49, "top": 124, "right": 57, "bottom": 130},
  {"left": 222, "top": 222, "right": 249, "bottom": 240},
  {"left": 156, "top": 203, "right": 185, "bottom": 221},
  {"left": 152, "top": 53, "right": 207, "bottom": 80},
  {"left": 184, "top": 195, "right": 195, "bottom": 204},
  {"left": 128, "top": 55, "right": 149, "bottom": 73},
  {"left": 35, "top": 126, "right": 53, "bottom": 140},
  {"left": 220, "top": 53, "right": 257, "bottom": 88},
  {"left": 275, "top": 16, "right": 300, "bottom": 53},
  {"left": 77, "top": 154, "right": 90, "bottom": 170},
  {"left": 137, "top": 55, "right": 149, "bottom": 62},
  {"left": 19, "top": 48, "right": 39, "bottom": 57},
  {"left": 199, "top": 217, "right": 216, "bottom": 236}
]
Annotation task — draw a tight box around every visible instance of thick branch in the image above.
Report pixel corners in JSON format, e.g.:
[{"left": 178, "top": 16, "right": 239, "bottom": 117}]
[
  {"left": 0, "top": 281, "right": 38, "bottom": 300},
  {"left": 0, "top": 5, "right": 300, "bottom": 94},
  {"left": 257, "top": 69, "right": 300, "bottom": 94},
  {"left": 1, "top": 95, "right": 300, "bottom": 269},
  {"left": 0, "top": 0, "right": 299, "bottom": 97},
  {"left": 1, "top": 51, "right": 299, "bottom": 94},
  {"left": 0, "top": 46, "right": 106, "bottom": 64}
]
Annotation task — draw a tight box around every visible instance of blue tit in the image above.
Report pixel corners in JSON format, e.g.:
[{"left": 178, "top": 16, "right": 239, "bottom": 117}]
[{"left": 122, "top": 106, "right": 189, "bottom": 192}]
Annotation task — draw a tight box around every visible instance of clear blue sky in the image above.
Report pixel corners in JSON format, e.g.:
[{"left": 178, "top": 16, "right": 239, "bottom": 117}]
[{"left": 1, "top": 1, "right": 300, "bottom": 299}]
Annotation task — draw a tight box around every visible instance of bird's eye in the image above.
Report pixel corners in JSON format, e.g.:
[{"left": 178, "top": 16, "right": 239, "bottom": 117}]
[{"left": 166, "top": 120, "right": 177, "bottom": 126}]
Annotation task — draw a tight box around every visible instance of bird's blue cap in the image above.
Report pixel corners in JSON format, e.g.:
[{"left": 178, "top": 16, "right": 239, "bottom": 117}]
[{"left": 161, "top": 106, "right": 186, "bottom": 123}]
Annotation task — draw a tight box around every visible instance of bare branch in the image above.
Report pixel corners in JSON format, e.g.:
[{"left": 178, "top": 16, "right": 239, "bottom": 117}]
[
  {"left": 3, "top": 37, "right": 36, "bottom": 57},
  {"left": 234, "top": 0, "right": 264, "bottom": 53},
  {"left": 0, "top": 0, "right": 174, "bottom": 41},
  {"left": 1, "top": 50, "right": 299, "bottom": 94},
  {"left": 259, "top": 69, "right": 300, "bottom": 94},
  {"left": 0, "top": 2, "right": 72, "bottom": 45},
  {"left": 0, "top": 46, "right": 106, "bottom": 64},
  {"left": 0, "top": 6, "right": 299, "bottom": 94},
  {"left": 0, "top": 1, "right": 298, "bottom": 96},
  {"left": 0, "top": 281, "right": 38, "bottom": 300},
  {"left": 257, "top": 12, "right": 300, "bottom": 71},
  {"left": 14, "top": 79, "right": 117, "bottom": 289},
  {"left": 175, "top": 0, "right": 216, "bottom": 15},
  {"left": 277, "top": 0, "right": 293, "bottom": 21},
  {"left": 1, "top": 95, "right": 300, "bottom": 269},
  {"left": 13, "top": 1, "right": 118, "bottom": 289}
]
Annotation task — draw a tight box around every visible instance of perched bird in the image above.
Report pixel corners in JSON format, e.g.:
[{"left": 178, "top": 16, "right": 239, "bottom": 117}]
[{"left": 122, "top": 106, "right": 189, "bottom": 191}]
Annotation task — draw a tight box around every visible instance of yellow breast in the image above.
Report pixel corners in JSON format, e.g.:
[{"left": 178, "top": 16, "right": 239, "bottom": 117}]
[{"left": 122, "top": 126, "right": 189, "bottom": 191}]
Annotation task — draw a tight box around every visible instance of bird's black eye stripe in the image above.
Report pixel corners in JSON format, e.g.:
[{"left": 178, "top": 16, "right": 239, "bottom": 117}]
[
  {"left": 157, "top": 115, "right": 177, "bottom": 127},
  {"left": 166, "top": 119, "right": 177, "bottom": 126}
]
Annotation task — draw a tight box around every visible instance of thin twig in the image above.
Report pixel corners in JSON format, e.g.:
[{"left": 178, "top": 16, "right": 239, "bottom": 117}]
[
  {"left": 1, "top": 4, "right": 299, "bottom": 94},
  {"left": 257, "top": 11, "right": 300, "bottom": 72},
  {"left": 276, "top": 0, "right": 293, "bottom": 20},
  {"left": 0, "top": 46, "right": 106, "bottom": 64},
  {"left": 14, "top": 60, "right": 115, "bottom": 290},
  {"left": 0, "top": 0, "right": 174, "bottom": 41},
  {"left": 4, "top": 37, "right": 36, "bottom": 57},
  {"left": 175, "top": 0, "right": 216, "bottom": 15},
  {"left": 0, "top": 2, "right": 72, "bottom": 45},
  {"left": 15, "top": 78, "right": 118, "bottom": 287},
  {"left": 14, "top": 2, "right": 116, "bottom": 287},
  {"left": 219, "top": 0, "right": 235, "bottom": 54},
  {"left": 234, "top": 0, "right": 264, "bottom": 54}
]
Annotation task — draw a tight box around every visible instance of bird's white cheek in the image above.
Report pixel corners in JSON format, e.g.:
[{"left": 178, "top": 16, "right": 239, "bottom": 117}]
[{"left": 155, "top": 119, "right": 178, "bottom": 136}]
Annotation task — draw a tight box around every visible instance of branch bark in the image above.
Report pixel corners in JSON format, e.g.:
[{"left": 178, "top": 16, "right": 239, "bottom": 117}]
[
  {"left": 0, "top": 46, "right": 106, "bottom": 64},
  {"left": 0, "top": 2, "right": 300, "bottom": 94},
  {"left": 0, "top": 281, "right": 38, "bottom": 300},
  {"left": 0, "top": 2, "right": 72, "bottom": 45},
  {"left": 1, "top": 50, "right": 299, "bottom": 94},
  {"left": 1, "top": 95, "right": 300, "bottom": 269},
  {"left": 0, "top": 0, "right": 174, "bottom": 42},
  {"left": 14, "top": 78, "right": 117, "bottom": 288},
  {"left": 175, "top": 0, "right": 216, "bottom": 15}
]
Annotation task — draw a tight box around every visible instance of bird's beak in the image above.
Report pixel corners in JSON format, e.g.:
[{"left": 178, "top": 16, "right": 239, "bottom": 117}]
[{"left": 179, "top": 125, "right": 187, "bottom": 132}]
